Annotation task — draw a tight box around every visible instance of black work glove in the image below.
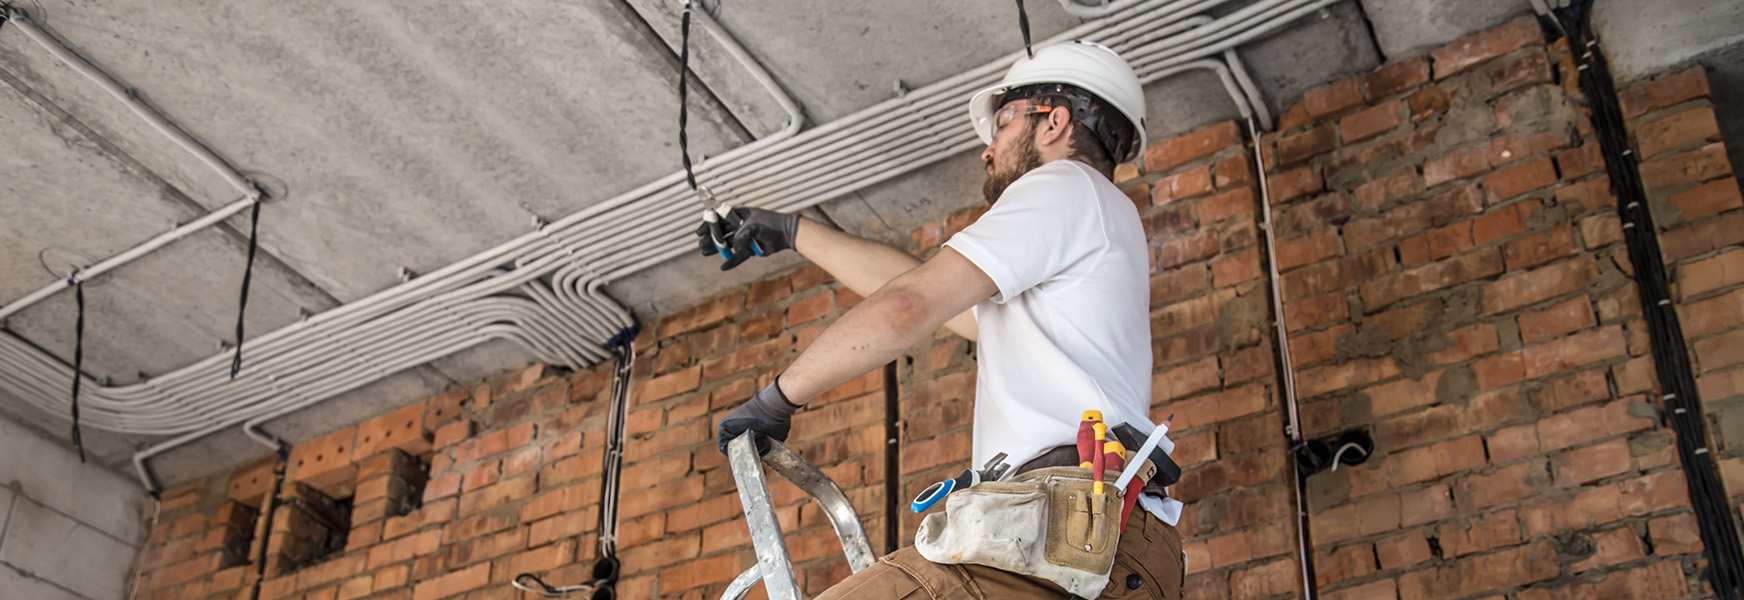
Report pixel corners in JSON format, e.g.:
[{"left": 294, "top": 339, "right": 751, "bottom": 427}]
[
  {"left": 694, "top": 207, "right": 800, "bottom": 271},
  {"left": 717, "top": 380, "right": 801, "bottom": 456}
]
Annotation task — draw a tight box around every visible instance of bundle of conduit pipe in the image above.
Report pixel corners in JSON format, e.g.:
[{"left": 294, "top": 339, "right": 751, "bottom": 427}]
[{"left": 1530, "top": 0, "right": 1744, "bottom": 597}]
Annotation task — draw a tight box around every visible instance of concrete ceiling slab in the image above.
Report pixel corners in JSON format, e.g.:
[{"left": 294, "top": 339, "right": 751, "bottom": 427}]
[
  {"left": 1358, "top": 0, "right": 1531, "bottom": 59},
  {"left": 1594, "top": 0, "right": 1744, "bottom": 82},
  {"left": 1, "top": 0, "right": 752, "bottom": 303},
  {"left": 634, "top": 0, "right": 1084, "bottom": 124}
]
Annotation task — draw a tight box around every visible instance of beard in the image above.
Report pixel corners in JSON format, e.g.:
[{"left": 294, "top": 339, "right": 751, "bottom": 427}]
[{"left": 981, "top": 122, "right": 1046, "bottom": 205}]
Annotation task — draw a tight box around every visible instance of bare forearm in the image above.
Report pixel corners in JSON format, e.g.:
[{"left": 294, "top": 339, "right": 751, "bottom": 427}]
[
  {"left": 777, "top": 287, "right": 935, "bottom": 404},
  {"left": 795, "top": 218, "right": 922, "bottom": 298},
  {"left": 795, "top": 218, "right": 978, "bottom": 340}
]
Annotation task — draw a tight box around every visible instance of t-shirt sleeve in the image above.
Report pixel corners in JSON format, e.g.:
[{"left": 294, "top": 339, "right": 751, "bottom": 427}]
[{"left": 944, "top": 162, "right": 1108, "bottom": 303}]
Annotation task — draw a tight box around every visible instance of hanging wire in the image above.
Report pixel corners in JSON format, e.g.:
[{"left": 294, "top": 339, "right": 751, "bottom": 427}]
[
  {"left": 678, "top": 0, "right": 701, "bottom": 194},
  {"left": 230, "top": 195, "right": 263, "bottom": 378},
  {"left": 1015, "top": 0, "right": 1034, "bottom": 58},
  {"left": 69, "top": 272, "right": 87, "bottom": 463}
]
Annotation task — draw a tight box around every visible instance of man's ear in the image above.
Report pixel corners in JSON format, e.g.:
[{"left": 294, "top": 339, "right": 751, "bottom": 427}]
[{"left": 1039, "top": 107, "right": 1073, "bottom": 146}]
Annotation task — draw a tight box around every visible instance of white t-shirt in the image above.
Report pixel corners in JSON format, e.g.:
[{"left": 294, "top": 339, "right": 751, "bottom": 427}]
[{"left": 943, "top": 159, "right": 1156, "bottom": 474}]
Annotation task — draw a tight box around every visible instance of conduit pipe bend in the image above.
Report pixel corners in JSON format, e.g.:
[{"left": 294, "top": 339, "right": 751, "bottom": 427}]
[{"left": 0, "top": 0, "right": 1332, "bottom": 491}]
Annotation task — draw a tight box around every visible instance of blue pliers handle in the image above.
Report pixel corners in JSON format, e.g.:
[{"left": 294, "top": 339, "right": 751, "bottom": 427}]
[
  {"left": 911, "top": 469, "right": 977, "bottom": 513},
  {"left": 703, "top": 205, "right": 764, "bottom": 263}
]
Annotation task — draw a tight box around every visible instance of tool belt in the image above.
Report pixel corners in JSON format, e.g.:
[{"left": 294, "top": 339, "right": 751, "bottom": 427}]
[{"left": 913, "top": 465, "right": 1126, "bottom": 598}]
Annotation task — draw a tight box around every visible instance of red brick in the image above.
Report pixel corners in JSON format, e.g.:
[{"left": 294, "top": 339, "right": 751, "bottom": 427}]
[
  {"left": 1276, "top": 229, "right": 1339, "bottom": 272},
  {"left": 1579, "top": 212, "right": 1622, "bottom": 249},
  {"left": 661, "top": 293, "right": 743, "bottom": 339},
  {"left": 1296, "top": 358, "right": 1399, "bottom": 399},
  {"left": 1637, "top": 106, "right": 1720, "bottom": 159},
  {"left": 1154, "top": 231, "right": 1218, "bottom": 271},
  {"left": 1144, "top": 121, "right": 1240, "bottom": 174},
  {"left": 1641, "top": 142, "right": 1733, "bottom": 192},
  {"left": 1521, "top": 325, "right": 1627, "bottom": 379},
  {"left": 455, "top": 422, "right": 535, "bottom": 463},
  {"left": 1488, "top": 424, "right": 1540, "bottom": 464},
  {"left": 1360, "top": 248, "right": 1504, "bottom": 310},
  {"left": 1454, "top": 461, "right": 1544, "bottom": 510},
  {"left": 1364, "top": 57, "right": 1431, "bottom": 100},
  {"left": 1214, "top": 153, "right": 1253, "bottom": 188},
  {"left": 456, "top": 475, "right": 535, "bottom": 517},
  {"left": 1407, "top": 85, "right": 1452, "bottom": 122},
  {"left": 1269, "top": 166, "right": 1324, "bottom": 204},
  {"left": 1557, "top": 142, "right": 1605, "bottom": 180},
  {"left": 1427, "top": 323, "right": 1499, "bottom": 365},
  {"left": 633, "top": 365, "right": 701, "bottom": 404},
  {"left": 1492, "top": 50, "right": 1553, "bottom": 94},
  {"left": 1620, "top": 66, "right": 1710, "bottom": 118},
  {"left": 1353, "top": 168, "right": 1423, "bottom": 210},
  {"left": 1230, "top": 558, "right": 1300, "bottom": 600},
  {"left": 411, "top": 562, "right": 489, "bottom": 600},
  {"left": 1200, "top": 187, "right": 1256, "bottom": 224},
  {"left": 786, "top": 291, "right": 834, "bottom": 325},
  {"left": 1436, "top": 509, "right": 1521, "bottom": 557},
  {"left": 1364, "top": 369, "right": 1442, "bottom": 417},
  {"left": 1483, "top": 157, "right": 1558, "bottom": 202},
  {"left": 1339, "top": 102, "right": 1402, "bottom": 145},
  {"left": 353, "top": 403, "right": 432, "bottom": 460},
  {"left": 1344, "top": 185, "right": 1484, "bottom": 250},
  {"left": 1423, "top": 146, "right": 1491, "bottom": 188},
  {"left": 1570, "top": 526, "right": 1646, "bottom": 573},
  {"left": 1556, "top": 438, "right": 1633, "bottom": 485},
  {"left": 1670, "top": 178, "right": 1744, "bottom": 222},
  {"left": 1284, "top": 290, "right": 1349, "bottom": 332},
  {"left": 1372, "top": 531, "right": 1432, "bottom": 572},
  {"left": 1211, "top": 250, "right": 1261, "bottom": 288},
  {"left": 1152, "top": 165, "right": 1214, "bottom": 205},
  {"left": 1680, "top": 248, "right": 1744, "bottom": 299},
  {"left": 288, "top": 426, "right": 359, "bottom": 496},
  {"left": 1482, "top": 256, "right": 1596, "bottom": 315},
  {"left": 1430, "top": 17, "right": 1543, "bottom": 79},
  {"left": 1473, "top": 351, "right": 1525, "bottom": 390},
  {"left": 1300, "top": 77, "right": 1365, "bottom": 121},
  {"left": 1650, "top": 512, "right": 1704, "bottom": 555},
  {"left": 1275, "top": 124, "right": 1336, "bottom": 167},
  {"left": 747, "top": 276, "right": 792, "bottom": 307},
  {"left": 1399, "top": 542, "right": 1557, "bottom": 600},
  {"left": 1664, "top": 211, "right": 1744, "bottom": 263},
  {"left": 1517, "top": 296, "right": 1595, "bottom": 344}
]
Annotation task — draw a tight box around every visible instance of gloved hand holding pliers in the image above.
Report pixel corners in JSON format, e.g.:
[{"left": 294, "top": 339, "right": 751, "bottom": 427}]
[{"left": 695, "top": 205, "right": 800, "bottom": 270}]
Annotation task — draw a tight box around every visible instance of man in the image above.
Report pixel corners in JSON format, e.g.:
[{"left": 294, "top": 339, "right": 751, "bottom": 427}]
[{"left": 704, "top": 41, "right": 1184, "bottom": 599}]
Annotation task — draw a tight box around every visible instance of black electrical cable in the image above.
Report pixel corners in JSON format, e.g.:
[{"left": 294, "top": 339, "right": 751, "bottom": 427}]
[
  {"left": 677, "top": 1, "right": 700, "bottom": 192},
  {"left": 69, "top": 274, "right": 87, "bottom": 463},
  {"left": 1548, "top": 2, "right": 1744, "bottom": 597},
  {"left": 882, "top": 360, "right": 900, "bottom": 555},
  {"left": 230, "top": 196, "right": 262, "bottom": 379},
  {"left": 1015, "top": 0, "right": 1034, "bottom": 58}
]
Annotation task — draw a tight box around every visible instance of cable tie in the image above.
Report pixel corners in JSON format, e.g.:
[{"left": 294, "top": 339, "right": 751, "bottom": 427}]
[
  {"left": 1578, "top": 64, "right": 1589, "bottom": 71},
  {"left": 1696, "top": 447, "right": 1710, "bottom": 455},
  {"left": 1626, "top": 202, "right": 1639, "bottom": 209},
  {"left": 1622, "top": 222, "right": 1635, "bottom": 229},
  {"left": 1622, "top": 149, "right": 1632, "bottom": 156},
  {"left": 1664, "top": 393, "right": 1678, "bottom": 401},
  {"left": 1675, "top": 407, "right": 1688, "bottom": 414}
]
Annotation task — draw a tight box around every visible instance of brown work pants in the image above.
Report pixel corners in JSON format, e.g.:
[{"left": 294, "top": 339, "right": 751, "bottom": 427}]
[{"left": 815, "top": 505, "right": 1183, "bottom": 600}]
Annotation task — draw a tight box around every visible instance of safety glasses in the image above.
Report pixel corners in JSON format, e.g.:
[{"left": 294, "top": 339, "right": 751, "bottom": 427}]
[{"left": 993, "top": 101, "right": 1059, "bottom": 135}]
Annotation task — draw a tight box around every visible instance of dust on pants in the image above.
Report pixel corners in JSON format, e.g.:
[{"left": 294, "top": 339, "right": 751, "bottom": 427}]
[{"left": 814, "top": 506, "right": 1183, "bottom": 600}]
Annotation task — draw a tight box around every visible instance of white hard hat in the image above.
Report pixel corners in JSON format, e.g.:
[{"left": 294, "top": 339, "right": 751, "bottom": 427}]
[{"left": 968, "top": 41, "right": 1148, "bottom": 164}]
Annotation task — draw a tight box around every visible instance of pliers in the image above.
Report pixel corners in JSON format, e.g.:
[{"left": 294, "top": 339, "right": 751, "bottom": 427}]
[{"left": 910, "top": 453, "right": 1010, "bottom": 513}]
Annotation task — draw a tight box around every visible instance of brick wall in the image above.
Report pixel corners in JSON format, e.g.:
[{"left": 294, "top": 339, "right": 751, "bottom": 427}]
[{"left": 127, "top": 13, "right": 1744, "bottom": 600}]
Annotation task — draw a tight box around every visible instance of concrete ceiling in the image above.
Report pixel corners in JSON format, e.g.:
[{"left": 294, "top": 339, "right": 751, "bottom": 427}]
[{"left": 0, "top": 0, "right": 1738, "bottom": 488}]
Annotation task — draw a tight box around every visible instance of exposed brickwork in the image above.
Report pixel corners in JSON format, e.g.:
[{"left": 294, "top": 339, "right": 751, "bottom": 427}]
[{"left": 131, "top": 15, "right": 1744, "bottom": 600}]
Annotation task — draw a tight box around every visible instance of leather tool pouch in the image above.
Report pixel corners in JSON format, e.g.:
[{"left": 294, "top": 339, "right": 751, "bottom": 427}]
[{"left": 914, "top": 466, "right": 1122, "bottom": 598}]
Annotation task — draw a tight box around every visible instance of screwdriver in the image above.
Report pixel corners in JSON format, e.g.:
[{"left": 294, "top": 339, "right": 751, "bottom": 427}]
[{"left": 1077, "top": 410, "right": 1103, "bottom": 468}]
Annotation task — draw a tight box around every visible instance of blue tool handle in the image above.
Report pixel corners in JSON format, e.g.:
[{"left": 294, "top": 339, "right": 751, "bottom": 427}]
[{"left": 910, "top": 478, "right": 956, "bottom": 513}]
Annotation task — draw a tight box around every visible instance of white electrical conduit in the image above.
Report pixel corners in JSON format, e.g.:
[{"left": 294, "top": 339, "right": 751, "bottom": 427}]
[
  {"left": 6, "top": 0, "right": 1241, "bottom": 430},
  {"left": 0, "top": 0, "right": 1337, "bottom": 491}
]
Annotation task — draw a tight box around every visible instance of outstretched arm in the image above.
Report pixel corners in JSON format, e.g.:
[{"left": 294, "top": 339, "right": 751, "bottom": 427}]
[
  {"left": 775, "top": 246, "right": 996, "bottom": 404},
  {"left": 795, "top": 218, "right": 979, "bottom": 341}
]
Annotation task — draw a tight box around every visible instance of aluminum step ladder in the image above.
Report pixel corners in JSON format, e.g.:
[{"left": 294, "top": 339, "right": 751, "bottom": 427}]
[{"left": 721, "top": 434, "right": 877, "bottom": 600}]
